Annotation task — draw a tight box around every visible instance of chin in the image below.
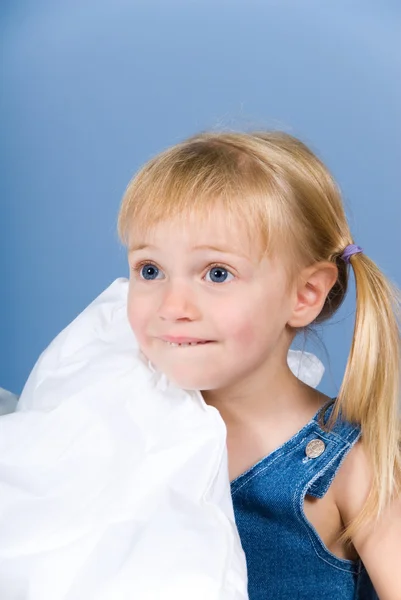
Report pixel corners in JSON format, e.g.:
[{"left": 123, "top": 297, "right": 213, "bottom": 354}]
[
  {"left": 165, "top": 368, "right": 231, "bottom": 393},
  {"left": 146, "top": 348, "right": 232, "bottom": 391},
  {"left": 166, "top": 374, "right": 208, "bottom": 391},
  {"left": 156, "top": 365, "right": 212, "bottom": 392}
]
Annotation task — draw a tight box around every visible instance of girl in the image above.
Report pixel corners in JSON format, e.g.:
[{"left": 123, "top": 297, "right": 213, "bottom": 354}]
[{"left": 118, "top": 131, "right": 401, "bottom": 599}]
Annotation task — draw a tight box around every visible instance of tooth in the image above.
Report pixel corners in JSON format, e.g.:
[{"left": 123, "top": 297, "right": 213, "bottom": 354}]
[{"left": 165, "top": 341, "right": 205, "bottom": 347}]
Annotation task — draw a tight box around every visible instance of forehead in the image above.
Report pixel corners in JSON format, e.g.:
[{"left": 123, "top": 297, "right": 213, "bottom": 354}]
[{"left": 127, "top": 206, "right": 262, "bottom": 259}]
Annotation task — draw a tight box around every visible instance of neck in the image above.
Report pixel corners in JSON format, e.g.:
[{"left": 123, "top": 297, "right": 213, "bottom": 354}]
[{"left": 201, "top": 357, "right": 326, "bottom": 427}]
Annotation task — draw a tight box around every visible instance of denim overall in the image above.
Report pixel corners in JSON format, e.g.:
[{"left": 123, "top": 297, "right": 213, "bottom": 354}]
[{"left": 231, "top": 402, "right": 378, "bottom": 599}]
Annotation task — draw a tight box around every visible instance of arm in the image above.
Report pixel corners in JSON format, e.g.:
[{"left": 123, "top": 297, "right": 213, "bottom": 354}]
[{"left": 335, "top": 441, "right": 401, "bottom": 600}]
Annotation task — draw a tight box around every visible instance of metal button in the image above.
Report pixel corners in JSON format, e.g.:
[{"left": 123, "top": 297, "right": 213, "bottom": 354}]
[{"left": 305, "top": 439, "right": 325, "bottom": 459}]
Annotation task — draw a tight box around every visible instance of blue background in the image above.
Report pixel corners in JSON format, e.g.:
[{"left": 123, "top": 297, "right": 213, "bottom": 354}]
[{"left": 1, "top": 0, "right": 400, "bottom": 395}]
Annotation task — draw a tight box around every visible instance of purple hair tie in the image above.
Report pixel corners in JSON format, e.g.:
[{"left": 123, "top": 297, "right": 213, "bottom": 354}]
[{"left": 341, "top": 244, "right": 363, "bottom": 264}]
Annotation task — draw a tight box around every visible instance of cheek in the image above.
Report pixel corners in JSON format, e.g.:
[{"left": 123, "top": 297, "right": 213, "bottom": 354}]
[
  {"left": 230, "top": 319, "right": 259, "bottom": 347},
  {"left": 127, "top": 293, "right": 150, "bottom": 341},
  {"left": 226, "top": 294, "right": 287, "bottom": 347},
  {"left": 220, "top": 303, "right": 262, "bottom": 346}
]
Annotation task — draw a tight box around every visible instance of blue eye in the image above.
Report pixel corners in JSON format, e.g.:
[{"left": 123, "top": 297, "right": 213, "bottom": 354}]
[
  {"left": 205, "top": 266, "right": 233, "bottom": 284},
  {"left": 139, "top": 264, "right": 163, "bottom": 280}
]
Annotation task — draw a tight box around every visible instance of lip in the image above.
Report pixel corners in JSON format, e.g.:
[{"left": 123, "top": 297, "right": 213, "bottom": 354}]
[{"left": 160, "top": 336, "right": 212, "bottom": 344}]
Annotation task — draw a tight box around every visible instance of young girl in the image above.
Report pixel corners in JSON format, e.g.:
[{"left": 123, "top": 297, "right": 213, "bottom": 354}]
[{"left": 118, "top": 130, "right": 401, "bottom": 599}]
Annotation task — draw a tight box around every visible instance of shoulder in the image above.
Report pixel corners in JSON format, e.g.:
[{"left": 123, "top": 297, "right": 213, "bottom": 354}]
[
  {"left": 333, "top": 439, "right": 372, "bottom": 528},
  {"left": 334, "top": 439, "right": 401, "bottom": 598}
]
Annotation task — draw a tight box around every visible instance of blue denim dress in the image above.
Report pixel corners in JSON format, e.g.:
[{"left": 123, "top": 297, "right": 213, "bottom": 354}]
[{"left": 231, "top": 402, "right": 378, "bottom": 599}]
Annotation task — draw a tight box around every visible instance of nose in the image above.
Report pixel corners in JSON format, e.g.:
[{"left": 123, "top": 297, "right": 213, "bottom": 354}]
[{"left": 158, "top": 281, "right": 200, "bottom": 322}]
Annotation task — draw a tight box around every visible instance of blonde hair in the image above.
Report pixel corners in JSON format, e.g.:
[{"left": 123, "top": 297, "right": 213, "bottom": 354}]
[{"left": 118, "top": 131, "right": 401, "bottom": 539}]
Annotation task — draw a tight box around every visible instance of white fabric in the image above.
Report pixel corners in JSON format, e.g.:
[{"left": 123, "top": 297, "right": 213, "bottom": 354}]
[
  {"left": 0, "top": 388, "right": 18, "bottom": 416},
  {"left": 0, "top": 278, "right": 324, "bottom": 600}
]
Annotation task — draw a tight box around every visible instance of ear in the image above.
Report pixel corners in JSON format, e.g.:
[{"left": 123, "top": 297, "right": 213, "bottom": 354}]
[{"left": 287, "top": 262, "right": 338, "bottom": 328}]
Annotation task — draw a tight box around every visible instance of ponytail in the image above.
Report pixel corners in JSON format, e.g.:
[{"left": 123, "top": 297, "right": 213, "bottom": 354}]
[{"left": 333, "top": 253, "right": 401, "bottom": 539}]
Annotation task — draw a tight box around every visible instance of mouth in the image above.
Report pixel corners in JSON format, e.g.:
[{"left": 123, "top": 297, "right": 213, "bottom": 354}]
[
  {"left": 164, "top": 341, "right": 213, "bottom": 348},
  {"left": 159, "top": 336, "right": 214, "bottom": 348}
]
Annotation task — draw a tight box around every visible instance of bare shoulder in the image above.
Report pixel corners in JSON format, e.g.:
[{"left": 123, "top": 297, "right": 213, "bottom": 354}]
[
  {"left": 334, "top": 439, "right": 401, "bottom": 599},
  {"left": 333, "top": 439, "right": 373, "bottom": 528}
]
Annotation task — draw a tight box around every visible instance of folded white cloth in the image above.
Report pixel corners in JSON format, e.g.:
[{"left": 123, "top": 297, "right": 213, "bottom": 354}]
[{"left": 0, "top": 278, "right": 324, "bottom": 600}]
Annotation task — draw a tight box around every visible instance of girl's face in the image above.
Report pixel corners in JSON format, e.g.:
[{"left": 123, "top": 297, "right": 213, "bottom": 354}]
[{"left": 127, "top": 208, "right": 296, "bottom": 391}]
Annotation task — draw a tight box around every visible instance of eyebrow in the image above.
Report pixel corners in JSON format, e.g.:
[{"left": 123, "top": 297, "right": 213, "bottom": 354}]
[
  {"left": 193, "top": 244, "right": 240, "bottom": 253},
  {"left": 128, "top": 244, "right": 157, "bottom": 254},
  {"left": 129, "top": 243, "right": 248, "bottom": 258}
]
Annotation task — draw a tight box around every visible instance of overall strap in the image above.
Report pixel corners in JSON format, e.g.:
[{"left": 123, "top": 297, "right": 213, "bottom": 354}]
[{"left": 306, "top": 402, "right": 361, "bottom": 498}]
